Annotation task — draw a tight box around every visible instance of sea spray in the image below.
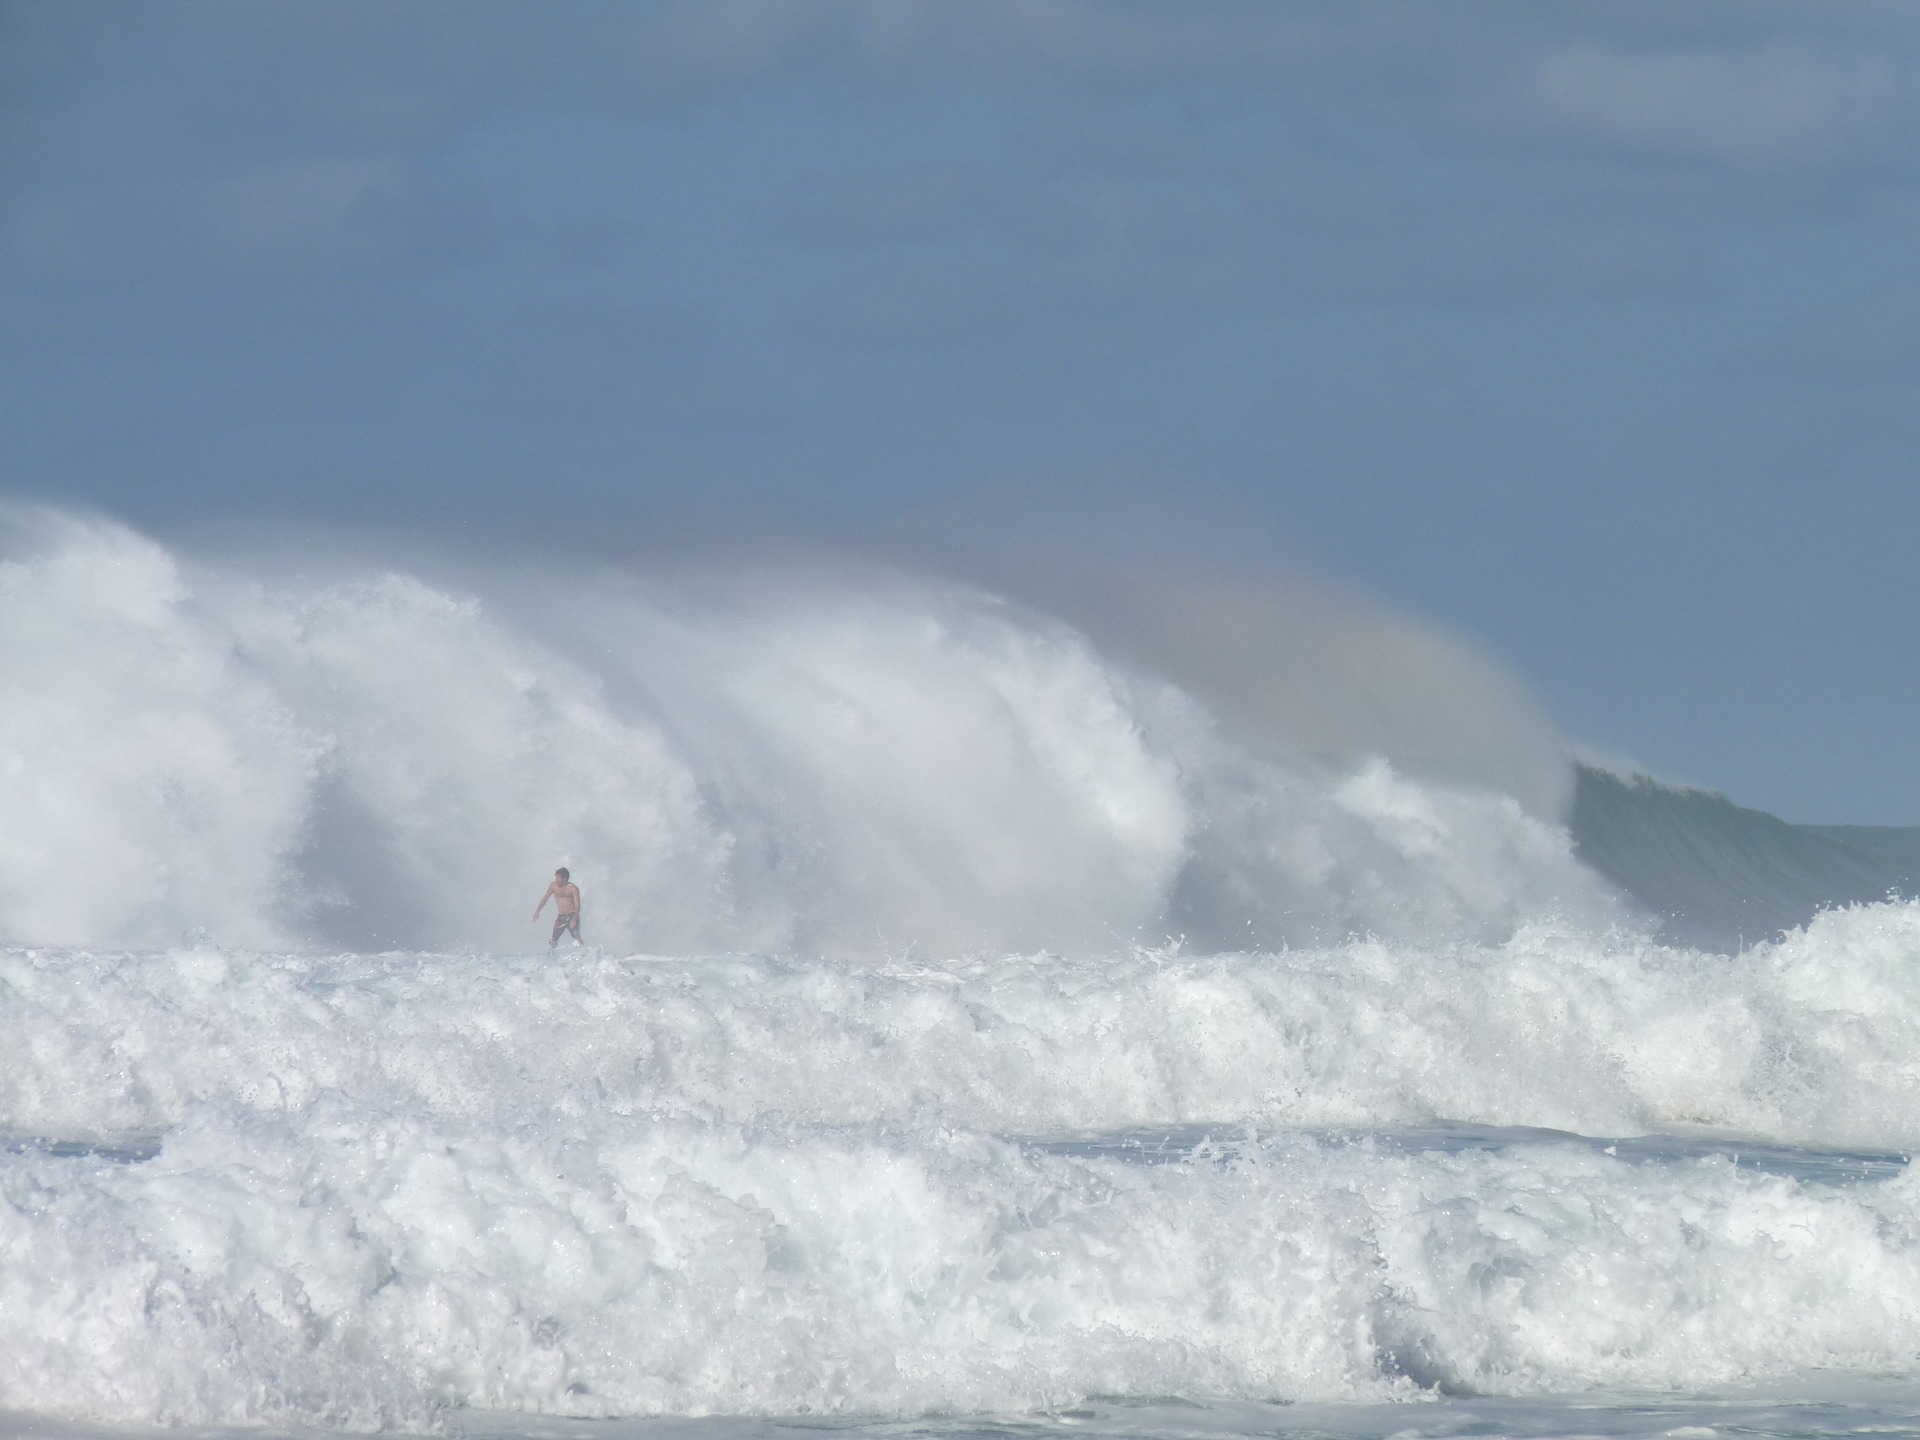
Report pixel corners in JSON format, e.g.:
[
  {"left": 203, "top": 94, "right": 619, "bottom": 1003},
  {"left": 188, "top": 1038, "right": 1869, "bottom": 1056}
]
[
  {"left": 9, "top": 508, "right": 1920, "bottom": 1433},
  {"left": 0, "top": 508, "right": 1620, "bottom": 955}
]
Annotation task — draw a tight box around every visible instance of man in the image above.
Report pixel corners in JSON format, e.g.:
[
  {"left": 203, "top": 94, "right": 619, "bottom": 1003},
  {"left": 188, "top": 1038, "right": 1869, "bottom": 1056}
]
[{"left": 533, "top": 867, "right": 583, "bottom": 948}]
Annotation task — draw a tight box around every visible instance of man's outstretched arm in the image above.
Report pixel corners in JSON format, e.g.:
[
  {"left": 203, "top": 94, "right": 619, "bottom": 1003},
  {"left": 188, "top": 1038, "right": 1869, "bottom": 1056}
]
[{"left": 533, "top": 882, "right": 555, "bottom": 920}]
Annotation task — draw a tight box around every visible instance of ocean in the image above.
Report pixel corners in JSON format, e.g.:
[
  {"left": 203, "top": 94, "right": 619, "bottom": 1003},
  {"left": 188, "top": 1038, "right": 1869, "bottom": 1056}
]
[{"left": 3, "top": 507, "right": 1919, "bottom": 1438}]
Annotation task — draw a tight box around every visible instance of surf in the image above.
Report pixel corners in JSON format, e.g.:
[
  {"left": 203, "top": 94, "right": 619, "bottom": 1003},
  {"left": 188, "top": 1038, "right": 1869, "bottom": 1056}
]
[
  {"left": 4, "top": 913, "right": 1920, "bottom": 1428},
  {"left": 8, "top": 506, "right": 1920, "bottom": 1435},
  {"left": 0, "top": 507, "right": 1620, "bottom": 957}
]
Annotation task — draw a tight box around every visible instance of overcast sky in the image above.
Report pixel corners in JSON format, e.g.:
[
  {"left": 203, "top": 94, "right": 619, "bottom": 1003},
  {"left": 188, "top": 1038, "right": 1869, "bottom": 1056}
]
[{"left": 4, "top": 1, "right": 1919, "bottom": 822}]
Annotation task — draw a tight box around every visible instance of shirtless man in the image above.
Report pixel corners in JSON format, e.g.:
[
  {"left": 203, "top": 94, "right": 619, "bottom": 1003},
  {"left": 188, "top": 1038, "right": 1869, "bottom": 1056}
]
[{"left": 533, "top": 867, "right": 583, "bottom": 948}]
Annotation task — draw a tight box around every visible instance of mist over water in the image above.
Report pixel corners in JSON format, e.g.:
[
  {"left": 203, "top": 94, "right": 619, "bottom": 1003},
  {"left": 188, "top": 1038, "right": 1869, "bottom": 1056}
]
[
  {"left": 0, "top": 506, "right": 1618, "bottom": 956},
  {"left": 7, "top": 506, "right": 1920, "bottom": 1436}
]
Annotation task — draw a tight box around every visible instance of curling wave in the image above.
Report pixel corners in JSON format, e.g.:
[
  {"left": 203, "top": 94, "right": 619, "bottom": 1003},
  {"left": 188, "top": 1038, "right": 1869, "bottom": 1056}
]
[{"left": 0, "top": 507, "right": 1619, "bottom": 956}]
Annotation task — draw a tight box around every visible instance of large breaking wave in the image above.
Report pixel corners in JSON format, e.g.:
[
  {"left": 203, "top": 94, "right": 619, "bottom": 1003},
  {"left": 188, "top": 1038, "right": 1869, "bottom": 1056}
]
[
  {"left": 0, "top": 507, "right": 1619, "bottom": 957},
  {"left": 9, "top": 506, "right": 1920, "bottom": 1434}
]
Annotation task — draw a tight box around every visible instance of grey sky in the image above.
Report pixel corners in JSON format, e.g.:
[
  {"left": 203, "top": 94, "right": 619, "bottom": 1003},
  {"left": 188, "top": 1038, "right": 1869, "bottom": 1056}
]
[{"left": 4, "top": 1, "right": 1918, "bottom": 821}]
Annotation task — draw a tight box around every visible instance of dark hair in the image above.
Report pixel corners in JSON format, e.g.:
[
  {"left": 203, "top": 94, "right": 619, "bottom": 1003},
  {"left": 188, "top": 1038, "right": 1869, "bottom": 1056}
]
[{"left": 555, "top": 867, "right": 570, "bottom": 879}]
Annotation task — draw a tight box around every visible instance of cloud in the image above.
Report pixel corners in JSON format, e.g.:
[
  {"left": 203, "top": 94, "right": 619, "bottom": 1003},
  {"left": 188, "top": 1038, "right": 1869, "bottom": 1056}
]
[{"left": 1512, "top": 37, "right": 1901, "bottom": 168}]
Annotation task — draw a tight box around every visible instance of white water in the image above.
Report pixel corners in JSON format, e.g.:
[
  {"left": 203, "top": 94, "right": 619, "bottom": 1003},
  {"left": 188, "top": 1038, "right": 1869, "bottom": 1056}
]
[
  {"left": 4, "top": 906, "right": 1920, "bottom": 1430},
  {"left": 5, "top": 509, "right": 1920, "bottom": 1436},
  {"left": 0, "top": 507, "right": 1617, "bottom": 958}
]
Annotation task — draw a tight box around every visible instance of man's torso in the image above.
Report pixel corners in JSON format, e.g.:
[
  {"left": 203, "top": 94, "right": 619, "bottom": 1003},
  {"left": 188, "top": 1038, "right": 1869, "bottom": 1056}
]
[{"left": 554, "top": 883, "right": 580, "bottom": 914}]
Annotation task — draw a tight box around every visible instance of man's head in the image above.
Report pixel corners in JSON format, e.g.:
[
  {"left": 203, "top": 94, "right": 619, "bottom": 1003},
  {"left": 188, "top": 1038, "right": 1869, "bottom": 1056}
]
[{"left": 555, "top": 867, "right": 570, "bottom": 880}]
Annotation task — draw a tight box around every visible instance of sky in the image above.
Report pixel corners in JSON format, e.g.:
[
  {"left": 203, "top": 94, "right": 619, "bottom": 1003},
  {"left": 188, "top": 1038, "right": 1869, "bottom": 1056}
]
[{"left": 3, "top": 1, "right": 1919, "bottom": 823}]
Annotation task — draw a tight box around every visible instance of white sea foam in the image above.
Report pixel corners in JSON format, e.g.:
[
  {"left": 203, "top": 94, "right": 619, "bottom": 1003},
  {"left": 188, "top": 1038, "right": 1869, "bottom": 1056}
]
[
  {"left": 0, "top": 511, "right": 316, "bottom": 949},
  {"left": 7, "top": 904, "right": 1920, "bottom": 1159},
  {"left": 8, "top": 507, "right": 1920, "bottom": 1433},
  {"left": 1, "top": 1036, "right": 1918, "bottom": 1428},
  {"left": 2, "top": 903, "right": 1920, "bottom": 1426},
  {"left": 0, "top": 508, "right": 1619, "bottom": 956}
]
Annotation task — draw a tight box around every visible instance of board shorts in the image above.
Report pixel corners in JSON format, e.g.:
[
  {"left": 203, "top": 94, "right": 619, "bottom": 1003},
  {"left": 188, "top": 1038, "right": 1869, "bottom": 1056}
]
[{"left": 551, "top": 911, "right": 581, "bottom": 942}]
